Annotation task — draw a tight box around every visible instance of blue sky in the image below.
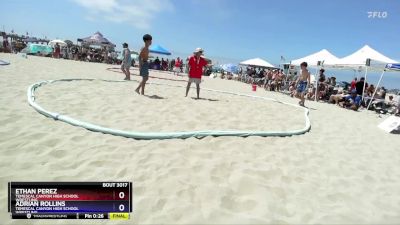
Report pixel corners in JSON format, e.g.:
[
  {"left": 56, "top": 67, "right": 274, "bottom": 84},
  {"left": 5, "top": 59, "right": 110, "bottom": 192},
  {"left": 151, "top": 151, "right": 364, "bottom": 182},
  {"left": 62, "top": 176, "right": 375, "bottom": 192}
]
[{"left": 1, "top": 0, "right": 399, "bottom": 64}]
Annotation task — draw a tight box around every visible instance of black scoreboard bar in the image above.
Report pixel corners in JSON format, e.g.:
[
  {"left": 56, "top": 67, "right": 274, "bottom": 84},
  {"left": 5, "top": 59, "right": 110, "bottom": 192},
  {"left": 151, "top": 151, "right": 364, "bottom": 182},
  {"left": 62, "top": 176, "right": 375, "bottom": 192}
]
[{"left": 8, "top": 182, "right": 132, "bottom": 220}]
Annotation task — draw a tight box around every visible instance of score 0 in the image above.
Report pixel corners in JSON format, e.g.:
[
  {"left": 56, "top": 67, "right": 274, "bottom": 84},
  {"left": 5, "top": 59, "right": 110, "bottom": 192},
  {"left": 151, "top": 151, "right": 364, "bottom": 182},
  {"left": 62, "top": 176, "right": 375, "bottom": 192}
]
[{"left": 116, "top": 190, "right": 129, "bottom": 200}]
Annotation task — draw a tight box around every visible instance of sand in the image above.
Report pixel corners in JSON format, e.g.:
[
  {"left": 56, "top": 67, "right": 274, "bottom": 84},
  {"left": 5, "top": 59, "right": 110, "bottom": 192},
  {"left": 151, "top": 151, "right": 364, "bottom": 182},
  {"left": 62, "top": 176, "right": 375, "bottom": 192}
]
[{"left": 1, "top": 53, "right": 400, "bottom": 224}]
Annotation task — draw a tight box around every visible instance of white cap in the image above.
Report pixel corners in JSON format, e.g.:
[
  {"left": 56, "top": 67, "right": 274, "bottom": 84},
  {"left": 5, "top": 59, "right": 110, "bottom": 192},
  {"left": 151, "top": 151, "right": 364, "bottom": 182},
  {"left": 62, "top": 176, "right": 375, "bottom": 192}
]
[{"left": 194, "top": 47, "right": 204, "bottom": 54}]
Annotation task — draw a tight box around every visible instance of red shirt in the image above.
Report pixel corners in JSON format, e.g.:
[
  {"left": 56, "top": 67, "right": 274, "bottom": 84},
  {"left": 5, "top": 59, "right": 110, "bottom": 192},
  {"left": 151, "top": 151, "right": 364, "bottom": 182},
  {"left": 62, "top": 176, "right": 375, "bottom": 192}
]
[
  {"left": 351, "top": 80, "right": 356, "bottom": 90},
  {"left": 188, "top": 56, "right": 207, "bottom": 78},
  {"left": 175, "top": 60, "right": 181, "bottom": 67}
]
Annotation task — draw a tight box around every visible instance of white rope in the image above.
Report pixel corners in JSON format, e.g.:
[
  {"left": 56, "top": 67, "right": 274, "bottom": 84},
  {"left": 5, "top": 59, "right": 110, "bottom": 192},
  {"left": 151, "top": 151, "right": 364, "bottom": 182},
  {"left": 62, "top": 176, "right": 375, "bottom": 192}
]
[{"left": 27, "top": 78, "right": 311, "bottom": 140}]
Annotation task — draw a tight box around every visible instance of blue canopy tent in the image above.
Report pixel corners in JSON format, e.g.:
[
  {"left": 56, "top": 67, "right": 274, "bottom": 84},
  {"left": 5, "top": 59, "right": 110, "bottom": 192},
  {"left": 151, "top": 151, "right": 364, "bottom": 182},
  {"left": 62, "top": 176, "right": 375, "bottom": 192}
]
[
  {"left": 387, "top": 63, "right": 400, "bottom": 71},
  {"left": 149, "top": 44, "right": 171, "bottom": 55},
  {"left": 367, "top": 63, "right": 400, "bottom": 110}
]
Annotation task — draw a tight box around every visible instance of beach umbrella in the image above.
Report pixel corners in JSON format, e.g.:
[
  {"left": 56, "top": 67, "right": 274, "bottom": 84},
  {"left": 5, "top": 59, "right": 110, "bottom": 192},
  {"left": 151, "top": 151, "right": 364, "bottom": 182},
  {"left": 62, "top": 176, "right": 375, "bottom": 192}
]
[
  {"left": 221, "top": 63, "right": 239, "bottom": 73},
  {"left": 49, "top": 39, "right": 67, "bottom": 46},
  {"left": 64, "top": 40, "right": 74, "bottom": 47},
  {"left": 149, "top": 44, "right": 171, "bottom": 55}
]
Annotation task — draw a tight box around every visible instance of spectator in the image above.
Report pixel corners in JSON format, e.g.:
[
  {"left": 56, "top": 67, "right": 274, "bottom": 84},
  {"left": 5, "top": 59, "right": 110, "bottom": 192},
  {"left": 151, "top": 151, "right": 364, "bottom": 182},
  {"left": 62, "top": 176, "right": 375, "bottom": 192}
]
[
  {"left": 380, "top": 87, "right": 387, "bottom": 99},
  {"left": 179, "top": 58, "right": 184, "bottom": 73},
  {"left": 367, "top": 84, "right": 375, "bottom": 97},
  {"left": 355, "top": 77, "right": 368, "bottom": 96},
  {"left": 121, "top": 43, "right": 132, "bottom": 80},
  {"left": 351, "top": 77, "right": 357, "bottom": 90},
  {"left": 170, "top": 58, "right": 175, "bottom": 71},
  {"left": 154, "top": 57, "right": 160, "bottom": 70},
  {"left": 53, "top": 43, "right": 61, "bottom": 58},
  {"left": 341, "top": 89, "right": 362, "bottom": 111},
  {"left": 319, "top": 69, "right": 326, "bottom": 83},
  {"left": 174, "top": 57, "right": 181, "bottom": 75}
]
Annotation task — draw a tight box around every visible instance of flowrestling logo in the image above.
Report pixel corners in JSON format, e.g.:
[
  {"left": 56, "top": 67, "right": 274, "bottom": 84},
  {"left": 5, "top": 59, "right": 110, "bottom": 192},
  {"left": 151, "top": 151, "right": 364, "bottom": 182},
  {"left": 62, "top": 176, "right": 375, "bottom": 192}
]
[{"left": 367, "top": 11, "right": 388, "bottom": 19}]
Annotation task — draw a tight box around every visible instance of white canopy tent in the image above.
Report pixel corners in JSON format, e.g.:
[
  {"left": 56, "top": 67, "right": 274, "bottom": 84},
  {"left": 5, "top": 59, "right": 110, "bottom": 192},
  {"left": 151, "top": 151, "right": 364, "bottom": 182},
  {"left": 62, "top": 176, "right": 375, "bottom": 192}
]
[
  {"left": 331, "top": 45, "right": 398, "bottom": 67},
  {"left": 292, "top": 49, "right": 339, "bottom": 66},
  {"left": 240, "top": 58, "right": 276, "bottom": 68},
  {"left": 290, "top": 49, "right": 339, "bottom": 101},
  {"left": 330, "top": 45, "right": 398, "bottom": 101}
]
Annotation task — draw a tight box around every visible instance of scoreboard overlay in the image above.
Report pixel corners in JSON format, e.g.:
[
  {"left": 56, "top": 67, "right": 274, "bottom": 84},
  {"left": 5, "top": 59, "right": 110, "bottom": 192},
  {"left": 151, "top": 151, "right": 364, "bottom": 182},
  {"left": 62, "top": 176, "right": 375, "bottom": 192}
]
[{"left": 8, "top": 182, "right": 132, "bottom": 220}]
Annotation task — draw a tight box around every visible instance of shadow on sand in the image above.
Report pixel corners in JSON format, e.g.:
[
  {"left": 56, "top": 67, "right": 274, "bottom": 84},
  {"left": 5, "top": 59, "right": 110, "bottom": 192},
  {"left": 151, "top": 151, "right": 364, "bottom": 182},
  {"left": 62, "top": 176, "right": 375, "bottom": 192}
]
[
  {"left": 144, "top": 95, "right": 166, "bottom": 100},
  {"left": 191, "top": 97, "right": 219, "bottom": 102}
]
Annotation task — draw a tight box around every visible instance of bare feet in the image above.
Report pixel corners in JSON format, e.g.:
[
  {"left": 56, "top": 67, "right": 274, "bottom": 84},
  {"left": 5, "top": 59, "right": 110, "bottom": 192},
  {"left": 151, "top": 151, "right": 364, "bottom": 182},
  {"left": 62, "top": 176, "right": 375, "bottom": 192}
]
[{"left": 135, "top": 89, "right": 140, "bottom": 94}]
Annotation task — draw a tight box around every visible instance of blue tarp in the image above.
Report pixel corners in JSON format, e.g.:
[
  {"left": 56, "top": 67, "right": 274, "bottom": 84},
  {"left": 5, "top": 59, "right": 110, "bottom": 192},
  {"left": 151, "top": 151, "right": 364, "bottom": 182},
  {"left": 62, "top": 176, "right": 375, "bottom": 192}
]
[
  {"left": 221, "top": 64, "right": 239, "bottom": 73},
  {"left": 149, "top": 44, "right": 171, "bottom": 55},
  {"left": 386, "top": 63, "right": 400, "bottom": 71},
  {"left": 21, "top": 44, "right": 53, "bottom": 55}
]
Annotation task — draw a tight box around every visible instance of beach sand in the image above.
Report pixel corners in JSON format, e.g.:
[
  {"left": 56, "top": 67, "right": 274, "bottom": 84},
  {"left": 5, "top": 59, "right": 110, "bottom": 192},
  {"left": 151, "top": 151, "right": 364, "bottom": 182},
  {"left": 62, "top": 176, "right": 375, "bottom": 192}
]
[{"left": 1, "top": 53, "right": 400, "bottom": 224}]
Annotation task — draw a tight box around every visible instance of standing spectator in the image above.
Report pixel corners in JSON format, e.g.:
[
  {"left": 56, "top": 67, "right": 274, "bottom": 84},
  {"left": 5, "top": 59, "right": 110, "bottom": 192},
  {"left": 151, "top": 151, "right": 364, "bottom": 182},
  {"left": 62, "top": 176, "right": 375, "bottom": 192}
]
[
  {"left": 53, "top": 43, "right": 61, "bottom": 58},
  {"left": 154, "top": 57, "right": 160, "bottom": 70},
  {"left": 179, "top": 58, "right": 184, "bottom": 73},
  {"left": 121, "top": 43, "right": 132, "bottom": 80},
  {"left": 355, "top": 77, "right": 368, "bottom": 96},
  {"left": 165, "top": 59, "right": 169, "bottom": 71},
  {"left": 170, "top": 58, "right": 175, "bottom": 71},
  {"left": 174, "top": 57, "right": 181, "bottom": 75},
  {"left": 185, "top": 48, "right": 209, "bottom": 99},
  {"left": 318, "top": 69, "right": 326, "bottom": 83},
  {"left": 161, "top": 58, "right": 165, "bottom": 70},
  {"left": 2, "top": 36, "right": 10, "bottom": 53}
]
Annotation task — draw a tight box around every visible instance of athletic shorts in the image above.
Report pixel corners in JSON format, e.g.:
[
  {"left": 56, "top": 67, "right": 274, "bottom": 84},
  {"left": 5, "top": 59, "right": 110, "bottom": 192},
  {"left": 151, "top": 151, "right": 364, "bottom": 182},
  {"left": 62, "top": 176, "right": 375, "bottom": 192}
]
[
  {"left": 189, "top": 78, "right": 201, "bottom": 84},
  {"left": 140, "top": 62, "right": 149, "bottom": 78},
  {"left": 297, "top": 81, "right": 308, "bottom": 93}
]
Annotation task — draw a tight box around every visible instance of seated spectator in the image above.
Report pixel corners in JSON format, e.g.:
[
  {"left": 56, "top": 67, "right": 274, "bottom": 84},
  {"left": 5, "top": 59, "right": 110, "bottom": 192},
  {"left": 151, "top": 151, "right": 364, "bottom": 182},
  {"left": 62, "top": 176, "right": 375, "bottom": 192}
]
[
  {"left": 306, "top": 85, "right": 315, "bottom": 100},
  {"left": 387, "top": 95, "right": 400, "bottom": 115},
  {"left": 340, "top": 89, "right": 362, "bottom": 111},
  {"left": 380, "top": 87, "right": 387, "bottom": 99},
  {"left": 288, "top": 81, "right": 295, "bottom": 93},
  {"left": 367, "top": 84, "right": 375, "bottom": 97},
  {"left": 329, "top": 76, "right": 337, "bottom": 87},
  {"left": 227, "top": 72, "right": 233, "bottom": 80},
  {"left": 317, "top": 82, "right": 327, "bottom": 100},
  {"left": 329, "top": 92, "right": 345, "bottom": 104}
]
